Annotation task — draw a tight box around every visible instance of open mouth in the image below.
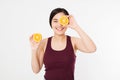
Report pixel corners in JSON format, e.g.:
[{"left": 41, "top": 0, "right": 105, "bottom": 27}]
[{"left": 56, "top": 27, "right": 65, "bottom": 31}]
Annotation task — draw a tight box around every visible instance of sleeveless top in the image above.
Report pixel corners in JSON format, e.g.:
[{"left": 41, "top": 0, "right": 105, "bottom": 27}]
[{"left": 43, "top": 35, "right": 76, "bottom": 80}]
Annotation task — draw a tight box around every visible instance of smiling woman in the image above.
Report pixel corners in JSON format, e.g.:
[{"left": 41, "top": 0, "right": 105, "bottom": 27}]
[{"left": 29, "top": 7, "right": 96, "bottom": 80}]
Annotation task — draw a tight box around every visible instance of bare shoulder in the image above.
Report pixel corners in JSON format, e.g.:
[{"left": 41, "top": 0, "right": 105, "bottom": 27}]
[
  {"left": 36, "top": 38, "right": 48, "bottom": 57},
  {"left": 70, "top": 36, "right": 78, "bottom": 44},
  {"left": 40, "top": 38, "right": 48, "bottom": 45},
  {"left": 69, "top": 36, "right": 77, "bottom": 51},
  {"left": 70, "top": 36, "right": 81, "bottom": 44},
  {"left": 38, "top": 38, "right": 48, "bottom": 52},
  {"left": 70, "top": 36, "right": 83, "bottom": 51}
]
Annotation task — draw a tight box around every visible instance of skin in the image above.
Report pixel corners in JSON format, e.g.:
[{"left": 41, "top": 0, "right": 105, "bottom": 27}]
[{"left": 29, "top": 12, "right": 96, "bottom": 73}]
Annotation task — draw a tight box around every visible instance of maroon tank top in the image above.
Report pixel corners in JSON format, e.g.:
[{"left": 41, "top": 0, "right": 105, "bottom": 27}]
[{"left": 43, "top": 35, "right": 76, "bottom": 80}]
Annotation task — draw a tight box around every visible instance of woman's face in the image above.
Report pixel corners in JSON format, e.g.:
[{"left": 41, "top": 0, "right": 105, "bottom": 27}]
[{"left": 51, "top": 12, "right": 68, "bottom": 35}]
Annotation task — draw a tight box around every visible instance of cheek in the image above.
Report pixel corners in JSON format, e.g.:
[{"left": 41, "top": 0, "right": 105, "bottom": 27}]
[
  {"left": 51, "top": 22, "right": 55, "bottom": 28},
  {"left": 51, "top": 22, "right": 58, "bottom": 27}
]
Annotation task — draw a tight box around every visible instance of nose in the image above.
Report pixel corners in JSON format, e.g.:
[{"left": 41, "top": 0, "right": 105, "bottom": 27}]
[{"left": 57, "top": 22, "right": 63, "bottom": 27}]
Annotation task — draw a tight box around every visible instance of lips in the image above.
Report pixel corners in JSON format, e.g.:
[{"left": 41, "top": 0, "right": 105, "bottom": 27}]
[{"left": 56, "top": 27, "right": 65, "bottom": 31}]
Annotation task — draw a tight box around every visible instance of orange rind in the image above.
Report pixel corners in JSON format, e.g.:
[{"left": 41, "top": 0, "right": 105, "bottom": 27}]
[
  {"left": 33, "top": 33, "right": 42, "bottom": 42},
  {"left": 59, "top": 15, "right": 69, "bottom": 26}
]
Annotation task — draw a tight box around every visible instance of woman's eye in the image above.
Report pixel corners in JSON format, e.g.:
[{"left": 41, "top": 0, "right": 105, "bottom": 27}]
[{"left": 53, "top": 21, "right": 58, "bottom": 23}]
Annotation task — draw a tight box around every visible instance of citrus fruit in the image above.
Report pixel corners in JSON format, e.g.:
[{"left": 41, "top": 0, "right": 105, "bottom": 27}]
[
  {"left": 33, "top": 33, "right": 42, "bottom": 42},
  {"left": 59, "top": 15, "right": 69, "bottom": 26}
]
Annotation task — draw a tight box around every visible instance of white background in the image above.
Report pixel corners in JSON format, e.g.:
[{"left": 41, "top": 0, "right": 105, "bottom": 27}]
[{"left": 0, "top": 0, "right": 120, "bottom": 80}]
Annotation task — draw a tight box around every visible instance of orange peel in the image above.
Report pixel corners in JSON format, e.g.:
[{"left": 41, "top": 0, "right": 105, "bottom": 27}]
[
  {"left": 33, "top": 33, "right": 42, "bottom": 42},
  {"left": 59, "top": 15, "right": 69, "bottom": 26}
]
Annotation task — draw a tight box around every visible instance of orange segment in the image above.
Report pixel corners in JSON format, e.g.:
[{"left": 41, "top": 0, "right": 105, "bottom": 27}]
[
  {"left": 59, "top": 15, "right": 69, "bottom": 26},
  {"left": 33, "top": 33, "right": 42, "bottom": 42}
]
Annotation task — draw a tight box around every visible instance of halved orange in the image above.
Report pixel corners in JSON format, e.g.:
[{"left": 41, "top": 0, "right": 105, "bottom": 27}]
[
  {"left": 59, "top": 15, "right": 69, "bottom": 26},
  {"left": 33, "top": 33, "right": 42, "bottom": 42}
]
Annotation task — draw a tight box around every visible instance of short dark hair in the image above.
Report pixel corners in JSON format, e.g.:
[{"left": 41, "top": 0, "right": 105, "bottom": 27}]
[{"left": 49, "top": 8, "right": 69, "bottom": 27}]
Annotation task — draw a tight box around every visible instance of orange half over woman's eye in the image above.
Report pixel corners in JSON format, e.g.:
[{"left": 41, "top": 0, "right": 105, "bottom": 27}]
[
  {"left": 59, "top": 16, "right": 69, "bottom": 26},
  {"left": 33, "top": 33, "right": 42, "bottom": 42}
]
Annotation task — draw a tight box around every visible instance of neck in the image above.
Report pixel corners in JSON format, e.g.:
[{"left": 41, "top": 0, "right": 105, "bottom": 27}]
[{"left": 53, "top": 34, "right": 66, "bottom": 41}]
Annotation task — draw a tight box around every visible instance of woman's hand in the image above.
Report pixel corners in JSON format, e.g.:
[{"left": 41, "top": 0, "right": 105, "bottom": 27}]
[
  {"left": 29, "top": 34, "right": 40, "bottom": 50},
  {"left": 67, "top": 15, "right": 79, "bottom": 30}
]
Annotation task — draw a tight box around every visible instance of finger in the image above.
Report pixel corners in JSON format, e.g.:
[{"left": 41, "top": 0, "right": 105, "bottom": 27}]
[{"left": 29, "top": 34, "right": 33, "bottom": 41}]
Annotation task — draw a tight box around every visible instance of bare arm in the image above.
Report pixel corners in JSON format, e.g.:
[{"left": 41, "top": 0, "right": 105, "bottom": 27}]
[
  {"left": 29, "top": 35, "right": 45, "bottom": 73},
  {"left": 73, "top": 27, "right": 96, "bottom": 53},
  {"left": 68, "top": 15, "right": 96, "bottom": 53}
]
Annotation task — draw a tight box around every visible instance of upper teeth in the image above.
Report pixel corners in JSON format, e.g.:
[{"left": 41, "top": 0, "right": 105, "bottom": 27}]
[{"left": 56, "top": 28, "right": 64, "bottom": 31}]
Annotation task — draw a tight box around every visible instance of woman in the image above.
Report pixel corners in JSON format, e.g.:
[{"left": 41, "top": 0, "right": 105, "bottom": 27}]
[{"left": 29, "top": 8, "right": 96, "bottom": 80}]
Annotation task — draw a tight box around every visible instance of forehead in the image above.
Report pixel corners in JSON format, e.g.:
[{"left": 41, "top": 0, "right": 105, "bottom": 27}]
[{"left": 53, "top": 12, "right": 66, "bottom": 20}]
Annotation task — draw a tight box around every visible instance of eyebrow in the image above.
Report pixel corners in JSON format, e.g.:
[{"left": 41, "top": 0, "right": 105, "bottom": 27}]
[{"left": 52, "top": 18, "right": 58, "bottom": 20}]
